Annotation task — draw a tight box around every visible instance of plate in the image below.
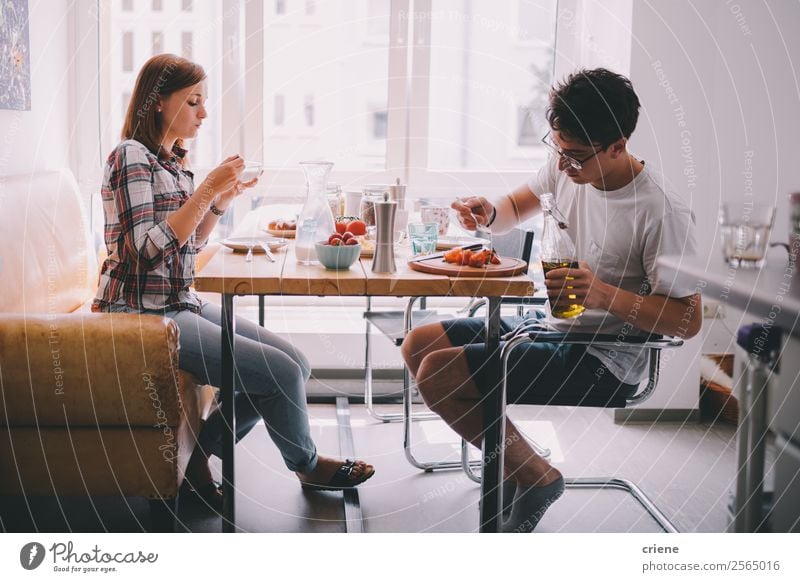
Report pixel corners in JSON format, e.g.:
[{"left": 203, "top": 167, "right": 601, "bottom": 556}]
[
  {"left": 221, "top": 237, "right": 289, "bottom": 253},
  {"left": 407, "top": 256, "right": 528, "bottom": 277},
  {"left": 435, "top": 236, "right": 485, "bottom": 250},
  {"left": 358, "top": 237, "right": 375, "bottom": 257},
  {"left": 265, "top": 227, "right": 296, "bottom": 238}
]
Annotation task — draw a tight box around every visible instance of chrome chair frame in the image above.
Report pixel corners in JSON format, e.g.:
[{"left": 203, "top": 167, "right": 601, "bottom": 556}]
[{"left": 480, "top": 329, "right": 684, "bottom": 532}]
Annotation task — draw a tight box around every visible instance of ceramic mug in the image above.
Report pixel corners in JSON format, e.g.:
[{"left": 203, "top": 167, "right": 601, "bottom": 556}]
[{"left": 420, "top": 205, "right": 450, "bottom": 236}]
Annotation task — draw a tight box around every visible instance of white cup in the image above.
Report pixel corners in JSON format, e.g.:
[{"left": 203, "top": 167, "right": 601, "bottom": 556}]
[
  {"left": 344, "top": 190, "right": 362, "bottom": 217},
  {"left": 420, "top": 205, "right": 450, "bottom": 236},
  {"left": 240, "top": 161, "right": 263, "bottom": 182}
]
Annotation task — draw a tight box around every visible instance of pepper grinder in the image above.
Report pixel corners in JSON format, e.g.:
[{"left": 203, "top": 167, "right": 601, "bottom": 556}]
[{"left": 372, "top": 194, "right": 397, "bottom": 274}]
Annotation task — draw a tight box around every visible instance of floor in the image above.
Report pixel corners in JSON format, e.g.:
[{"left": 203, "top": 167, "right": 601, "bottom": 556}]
[{"left": 0, "top": 379, "right": 739, "bottom": 533}]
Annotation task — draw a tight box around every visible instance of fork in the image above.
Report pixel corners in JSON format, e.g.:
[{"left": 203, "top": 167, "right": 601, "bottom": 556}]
[
  {"left": 258, "top": 241, "right": 276, "bottom": 262},
  {"left": 456, "top": 197, "right": 493, "bottom": 243}
]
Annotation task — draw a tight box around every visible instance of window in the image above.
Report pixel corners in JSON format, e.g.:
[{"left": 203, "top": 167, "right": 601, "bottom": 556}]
[
  {"left": 107, "top": 1, "right": 222, "bottom": 170},
  {"left": 425, "top": 0, "right": 556, "bottom": 171},
  {"left": 275, "top": 0, "right": 286, "bottom": 15},
  {"left": 517, "top": 0, "right": 558, "bottom": 44},
  {"left": 122, "top": 31, "right": 134, "bottom": 71},
  {"left": 305, "top": 1, "right": 315, "bottom": 16},
  {"left": 181, "top": 31, "right": 193, "bottom": 59},
  {"left": 372, "top": 110, "right": 388, "bottom": 140},
  {"left": 366, "top": 0, "right": 390, "bottom": 41},
  {"left": 303, "top": 94, "right": 315, "bottom": 127},
  {"left": 151, "top": 31, "right": 163, "bottom": 55},
  {"left": 182, "top": 0, "right": 193, "bottom": 11},
  {"left": 517, "top": 106, "right": 538, "bottom": 147},
  {"left": 262, "top": 1, "right": 391, "bottom": 169},
  {"left": 122, "top": 0, "right": 133, "bottom": 11},
  {"left": 273, "top": 94, "right": 285, "bottom": 126}
]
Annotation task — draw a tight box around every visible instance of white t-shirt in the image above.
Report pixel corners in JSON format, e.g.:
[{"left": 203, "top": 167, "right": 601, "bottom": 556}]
[{"left": 527, "top": 155, "right": 698, "bottom": 384}]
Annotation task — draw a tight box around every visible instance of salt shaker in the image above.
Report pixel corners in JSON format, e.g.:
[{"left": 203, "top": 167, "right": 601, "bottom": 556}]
[{"left": 372, "top": 194, "right": 397, "bottom": 273}]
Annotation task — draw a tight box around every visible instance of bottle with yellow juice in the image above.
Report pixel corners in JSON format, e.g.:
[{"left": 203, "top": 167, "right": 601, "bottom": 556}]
[{"left": 539, "top": 193, "right": 585, "bottom": 319}]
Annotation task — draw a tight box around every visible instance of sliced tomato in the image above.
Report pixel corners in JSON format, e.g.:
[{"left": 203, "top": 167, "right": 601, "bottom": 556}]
[{"left": 443, "top": 248, "right": 463, "bottom": 263}]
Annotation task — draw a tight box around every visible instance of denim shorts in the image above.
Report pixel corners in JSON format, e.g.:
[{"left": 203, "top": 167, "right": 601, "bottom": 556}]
[{"left": 441, "top": 316, "right": 639, "bottom": 408}]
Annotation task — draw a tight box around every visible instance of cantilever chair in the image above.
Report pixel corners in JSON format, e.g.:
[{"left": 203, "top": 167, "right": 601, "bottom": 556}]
[
  {"left": 475, "top": 326, "right": 685, "bottom": 532},
  {"left": 363, "top": 229, "right": 552, "bottom": 471}
]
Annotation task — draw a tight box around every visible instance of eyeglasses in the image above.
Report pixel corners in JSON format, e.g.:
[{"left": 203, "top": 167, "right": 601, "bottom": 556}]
[{"left": 540, "top": 131, "right": 606, "bottom": 171}]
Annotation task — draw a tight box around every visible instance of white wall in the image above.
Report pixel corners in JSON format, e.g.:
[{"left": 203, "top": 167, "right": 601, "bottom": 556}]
[
  {"left": 0, "top": 0, "right": 71, "bottom": 177},
  {"left": 627, "top": 1, "right": 800, "bottom": 409},
  {"left": 629, "top": 0, "right": 800, "bottom": 251}
]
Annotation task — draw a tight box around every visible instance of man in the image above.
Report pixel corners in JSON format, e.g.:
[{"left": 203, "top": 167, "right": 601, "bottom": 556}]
[{"left": 402, "top": 68, "right": 701, "bottom": 533}]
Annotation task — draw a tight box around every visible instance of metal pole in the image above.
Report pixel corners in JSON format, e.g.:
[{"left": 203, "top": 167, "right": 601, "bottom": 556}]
[
  {"left": 744, "top": 359, "right": 770, "bottom": 532},
  {"left": 221, "top": 293, "right": 236, "bottom": 533},
  {"left": 479, "top": 296, "right": 503, "bottom": 533}
]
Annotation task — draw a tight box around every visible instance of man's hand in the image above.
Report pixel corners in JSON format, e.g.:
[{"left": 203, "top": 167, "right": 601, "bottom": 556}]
[
  {"left": 544, "top": 260, "right": 612, "bottom": 312},
  {"left": 451, "top": 197, "right": 494, "bottom": 230}
]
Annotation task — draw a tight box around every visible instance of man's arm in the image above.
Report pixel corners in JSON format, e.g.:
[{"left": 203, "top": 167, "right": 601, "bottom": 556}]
[
  {"left": 546, "top": 265, "right": 703, "bottom": 339},
  {"left": 451, "top": 183, "right": 542, "bottom": 234}
]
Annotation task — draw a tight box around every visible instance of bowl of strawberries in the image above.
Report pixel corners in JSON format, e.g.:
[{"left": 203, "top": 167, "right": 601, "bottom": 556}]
[{"left": 315, "top": 231, "right": 362, "bottom": 270}]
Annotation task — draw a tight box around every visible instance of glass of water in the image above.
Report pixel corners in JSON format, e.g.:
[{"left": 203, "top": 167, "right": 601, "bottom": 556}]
[
  {"left": 407, "top": 222, "right": 438, "bottom": 256},
  {"left": 718, "top": 203, "right": 776, "bottom": 268}
]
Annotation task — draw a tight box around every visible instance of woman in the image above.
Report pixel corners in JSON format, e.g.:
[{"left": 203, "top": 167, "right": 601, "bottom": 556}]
[{"left": 93, "top": 54, "right": 374, "bottom": 510}]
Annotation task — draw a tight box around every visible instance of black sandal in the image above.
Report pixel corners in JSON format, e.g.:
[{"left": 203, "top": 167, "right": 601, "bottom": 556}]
[{"left": 300, "top": 459, "right": 375, "bottom": 491}]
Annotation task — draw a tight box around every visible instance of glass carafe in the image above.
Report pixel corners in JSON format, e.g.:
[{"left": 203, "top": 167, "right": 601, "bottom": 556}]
[
  {"left": 296, "top": 161, "right": 335, "bottom": 264},
  {"left": 540, "top": 192, "right": 585, "bottom": 319}
]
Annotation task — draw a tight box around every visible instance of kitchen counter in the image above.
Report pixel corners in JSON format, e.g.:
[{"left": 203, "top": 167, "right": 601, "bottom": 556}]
[{"left": 658, "top": 253, "right": 800, "bottom": 338}]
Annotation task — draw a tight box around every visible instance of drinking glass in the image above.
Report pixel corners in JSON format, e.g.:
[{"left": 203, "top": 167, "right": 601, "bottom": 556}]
[
  {"left": 408, "top": 222, "right": 438, "bottom": 256},
  {"left": 718, "top": 203, "right": 775, "bottom": 268}
]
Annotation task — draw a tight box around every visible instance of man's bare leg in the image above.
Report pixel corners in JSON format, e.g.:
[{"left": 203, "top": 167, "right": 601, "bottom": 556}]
[{"left": 403, "top": 324, "right": 561, "bottom": 486}]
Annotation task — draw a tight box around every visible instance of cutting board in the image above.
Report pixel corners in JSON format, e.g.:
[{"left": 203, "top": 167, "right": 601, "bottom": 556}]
[{"left": 407, "top": 256, "right": 528, "bottom": 277}]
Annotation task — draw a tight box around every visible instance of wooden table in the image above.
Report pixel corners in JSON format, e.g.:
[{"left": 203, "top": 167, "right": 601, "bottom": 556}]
[{"left": 195, "top": 243, "right": 534, "bottom": 532}]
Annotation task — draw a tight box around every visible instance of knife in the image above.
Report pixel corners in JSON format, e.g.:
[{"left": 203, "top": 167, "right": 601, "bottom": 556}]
[
  {"left": 407, "top": 242, "right": 485, "bottom": 264},
  {"left": 258, "top": 241, "right": 276, "bottom": 262}
]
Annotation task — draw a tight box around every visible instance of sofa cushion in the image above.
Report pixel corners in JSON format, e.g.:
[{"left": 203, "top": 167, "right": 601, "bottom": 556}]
[
  {"left": 0, "top": 313, "right": 192, "bottom": 427},
  {"left": 0, "top": 170, "right": 97, "bottom": 314}
]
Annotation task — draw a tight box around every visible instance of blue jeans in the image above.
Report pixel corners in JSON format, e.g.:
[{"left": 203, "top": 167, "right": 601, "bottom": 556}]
[{"left": 110, "top": 302, "right": 318, "bottom": 473}]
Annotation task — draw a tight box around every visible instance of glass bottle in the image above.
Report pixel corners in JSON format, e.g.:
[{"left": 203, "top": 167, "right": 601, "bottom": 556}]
[
  {"left": 326, "top": 182, "right": 343, "bottom": 218},
  {"left": 296, "top": 161, "right": 335, "bottom": 264},
  {"left": 361, "top": 185, "right": 390, "bottom": 226},
  {"left": 540, "top": 192, "right": 585, "bottom": 319}
]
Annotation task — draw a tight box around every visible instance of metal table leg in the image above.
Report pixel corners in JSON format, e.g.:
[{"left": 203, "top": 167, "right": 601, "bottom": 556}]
[
  {"left": 744, "top": 358, "right": 770, "bottom": 532},
  {"left": 221, "top": 293, "right": 236, "bottom": 532},
  {"left": 479, "top": 297, "right": 503, "bottom": 533}
]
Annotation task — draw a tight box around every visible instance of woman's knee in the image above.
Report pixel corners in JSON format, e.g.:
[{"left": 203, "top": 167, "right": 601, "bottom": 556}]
[
  {"left": 296, "top": 352, "right": 311, "bottom": 382},
  {"left": 242, "top": 353, "right": 307, "bottom": 402}
]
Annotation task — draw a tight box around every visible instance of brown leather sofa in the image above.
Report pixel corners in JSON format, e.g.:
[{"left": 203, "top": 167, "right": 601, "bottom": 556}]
[{"left": 0, "top": 170, "right": 215, "bottom": 531}]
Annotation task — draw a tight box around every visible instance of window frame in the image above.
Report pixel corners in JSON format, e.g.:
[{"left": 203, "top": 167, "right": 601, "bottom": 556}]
[{"left": 72, "top": 0, "right": 572, "bottom": 311}]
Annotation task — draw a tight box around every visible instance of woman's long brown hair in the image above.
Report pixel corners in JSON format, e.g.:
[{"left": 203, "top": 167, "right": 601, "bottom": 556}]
[{"left": 121, "top": 54, "right": 206, "bottom": 166}]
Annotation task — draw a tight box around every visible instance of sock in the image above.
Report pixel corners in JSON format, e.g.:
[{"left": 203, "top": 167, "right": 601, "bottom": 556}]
[{"left": 502, "top": 477, "right": 565, "bottom": 533}]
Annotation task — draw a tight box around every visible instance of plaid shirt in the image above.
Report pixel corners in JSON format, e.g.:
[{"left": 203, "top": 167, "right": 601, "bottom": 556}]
[{"left": 93, "top": 140, "right": 205, "bottom": 313}]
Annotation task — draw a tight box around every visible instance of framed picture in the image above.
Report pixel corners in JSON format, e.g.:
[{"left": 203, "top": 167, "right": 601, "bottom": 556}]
[{"left": 0, "top": 0, "right": 31, "bottom": 111}]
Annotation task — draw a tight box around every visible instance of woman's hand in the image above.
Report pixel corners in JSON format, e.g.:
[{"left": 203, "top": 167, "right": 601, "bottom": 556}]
[
  {"left": 203, "top": 155, "right": 245, "bottom": 197},
  {"left": 544, "top": 261, "right": 612, "bottom": 312},
  {"left": 216, "top": 175, "right": 260, "bottom": 208},
  {"left": 451, "top": 197, "right": 494, "bottom": 230}
]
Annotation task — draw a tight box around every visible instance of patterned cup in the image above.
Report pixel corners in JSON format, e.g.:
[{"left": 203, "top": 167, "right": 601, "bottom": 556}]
[{"left": 420, "top": 205, "right": 450, "bottom": 236}]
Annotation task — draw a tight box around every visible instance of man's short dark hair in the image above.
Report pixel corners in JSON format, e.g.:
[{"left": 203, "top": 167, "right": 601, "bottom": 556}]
[{"left": 546, "top": 68, "right": 641, "bottom": 148}]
